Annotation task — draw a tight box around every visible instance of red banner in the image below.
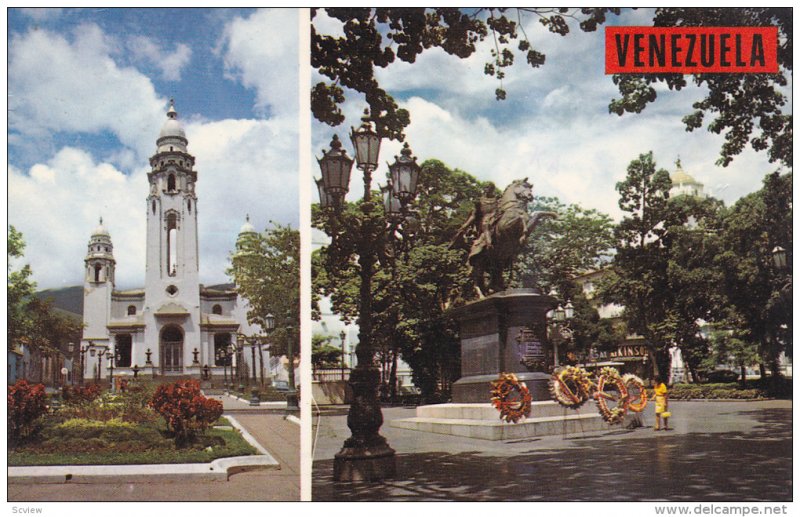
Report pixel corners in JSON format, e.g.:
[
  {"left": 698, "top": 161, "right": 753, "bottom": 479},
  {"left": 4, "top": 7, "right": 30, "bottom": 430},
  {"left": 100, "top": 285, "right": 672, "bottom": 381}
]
[{"left": 605, "top": 26, "right": 778, "bottom": 74}]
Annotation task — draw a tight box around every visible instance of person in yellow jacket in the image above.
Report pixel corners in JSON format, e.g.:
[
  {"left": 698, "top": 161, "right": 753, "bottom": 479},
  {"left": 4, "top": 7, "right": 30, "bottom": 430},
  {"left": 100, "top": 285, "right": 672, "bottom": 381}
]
[{"left": 653, "top": 375, "right": 671, "bottom": 431}]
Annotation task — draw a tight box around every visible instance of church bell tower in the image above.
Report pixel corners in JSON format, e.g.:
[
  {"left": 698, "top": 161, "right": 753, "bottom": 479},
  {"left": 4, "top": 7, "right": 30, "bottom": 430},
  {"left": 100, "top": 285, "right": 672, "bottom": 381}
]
[{"left": 143, "top": 100, "right": 201, "bottom": 373}]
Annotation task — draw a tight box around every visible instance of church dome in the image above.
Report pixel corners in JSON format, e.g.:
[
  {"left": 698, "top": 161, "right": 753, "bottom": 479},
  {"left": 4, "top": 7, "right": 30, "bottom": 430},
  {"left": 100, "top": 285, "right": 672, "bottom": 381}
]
[
  {"left": 239, "top": 214, "right": 257, "bottom": 235},
  {"left": 156, "top": 99, "right": 188, "bottom": 153},
  {"left": 92, "top": 217, "right": 110, "bottom": 237},
  {"left": 670, "top": 160, "right": 702, "bottom": 186},
  {"left": 158, "top": 100, "right": 186, "bottom": 140}
]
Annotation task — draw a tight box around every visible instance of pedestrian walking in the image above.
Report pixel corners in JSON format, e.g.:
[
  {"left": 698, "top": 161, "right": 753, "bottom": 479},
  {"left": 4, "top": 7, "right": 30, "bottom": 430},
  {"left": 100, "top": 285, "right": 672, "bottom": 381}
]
[{"left": 653, "top": 375, "right": 671, "bottom": 431}]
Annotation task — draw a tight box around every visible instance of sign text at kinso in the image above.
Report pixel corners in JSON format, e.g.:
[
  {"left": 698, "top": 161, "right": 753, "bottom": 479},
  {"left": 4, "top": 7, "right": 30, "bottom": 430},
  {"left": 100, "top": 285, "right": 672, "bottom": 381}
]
[{"left": 605, "top": 26, "right": 778, "bottom": 74}]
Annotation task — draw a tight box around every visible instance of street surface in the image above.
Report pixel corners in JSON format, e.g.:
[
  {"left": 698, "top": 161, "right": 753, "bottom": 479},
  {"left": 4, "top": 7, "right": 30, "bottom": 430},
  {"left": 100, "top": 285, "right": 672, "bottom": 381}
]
[{"left": 312, "top": 399, "right": 792, "bottom": 501}]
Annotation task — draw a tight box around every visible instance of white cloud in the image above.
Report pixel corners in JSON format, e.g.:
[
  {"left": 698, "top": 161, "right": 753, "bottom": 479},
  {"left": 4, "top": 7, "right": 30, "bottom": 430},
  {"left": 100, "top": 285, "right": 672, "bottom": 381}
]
[
  {"left": 188, "top": 116, "right": 299, "bottom": 282},
  {"left": 128, "top": 36, "right": 192, "bottom": 81},
  {"left": 8, "top": 16, "right": 299, "bottom": 291},
  {"left": 18, "top": 8, "right": 63, "bottom": 22},
  {"left": 8, "top": 24, "right": 166, "bottom": 164},
  {"left": 9, "top": 112, "right": 298, "bottom": 290},
  {"left": 9, "top": 149, "right": 146, "bottom": 289},
  {"left": 220, "top": 8, "right": 299, "bottom": 118}
]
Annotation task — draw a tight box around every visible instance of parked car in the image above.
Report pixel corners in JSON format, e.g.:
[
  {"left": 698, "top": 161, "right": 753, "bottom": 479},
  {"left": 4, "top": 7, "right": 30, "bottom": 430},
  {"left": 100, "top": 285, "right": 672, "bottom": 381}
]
[{"left": 705, "top": 369, "right": 739, "bottom": 383}]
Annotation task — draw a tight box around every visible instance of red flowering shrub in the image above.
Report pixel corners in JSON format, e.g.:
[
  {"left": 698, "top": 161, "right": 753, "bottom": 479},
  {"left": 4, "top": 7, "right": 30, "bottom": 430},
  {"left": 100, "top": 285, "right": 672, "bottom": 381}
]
[
  {"left": 62, "top": 384, "right": 101, "bottom": 405},
  {"left": 149, "top": 380, "right": 223, "bottom": 445},
  {"left": 8, "top": 380, "right": 49, "bottom": 444}
]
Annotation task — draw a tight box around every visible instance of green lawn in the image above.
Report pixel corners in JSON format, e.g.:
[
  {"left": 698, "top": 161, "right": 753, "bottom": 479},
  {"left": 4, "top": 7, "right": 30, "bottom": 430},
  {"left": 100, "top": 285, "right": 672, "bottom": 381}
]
[{"left": 9, "top": 416, "right": 258, "bottom": 466}]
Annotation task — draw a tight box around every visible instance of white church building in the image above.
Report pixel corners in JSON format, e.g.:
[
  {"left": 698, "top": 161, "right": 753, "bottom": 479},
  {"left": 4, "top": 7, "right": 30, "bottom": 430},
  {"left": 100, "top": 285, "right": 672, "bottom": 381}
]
[{"left": 80, "top": 102, "right": 265, "bottom": 383}]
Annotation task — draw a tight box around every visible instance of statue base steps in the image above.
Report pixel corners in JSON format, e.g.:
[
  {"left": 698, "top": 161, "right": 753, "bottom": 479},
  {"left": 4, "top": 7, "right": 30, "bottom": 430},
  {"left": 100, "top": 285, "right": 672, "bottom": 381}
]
[{"left": 390, "top": 402, "right": 611, "bottom": 441}]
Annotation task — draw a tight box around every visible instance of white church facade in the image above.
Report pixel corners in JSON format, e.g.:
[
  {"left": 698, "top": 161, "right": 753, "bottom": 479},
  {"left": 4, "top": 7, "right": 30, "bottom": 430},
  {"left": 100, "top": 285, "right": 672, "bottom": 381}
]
[{"left": 80, "top": 102, "right": 264, "bottom": 382}]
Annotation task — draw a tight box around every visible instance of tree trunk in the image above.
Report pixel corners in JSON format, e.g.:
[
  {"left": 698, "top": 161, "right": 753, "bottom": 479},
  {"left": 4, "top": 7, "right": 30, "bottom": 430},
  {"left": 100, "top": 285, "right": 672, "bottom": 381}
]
[
  {"left": 258, "top": 346, "right": 265, "bottom": 387},
  {"left": 688, "top": 363, "right": 700, "bottom": 384},
  {"left": 739, "top": 363, "right": 747, "bottom": 389},
  {"left": 389, "top": 348, "right": 398, "bottom": 403}
]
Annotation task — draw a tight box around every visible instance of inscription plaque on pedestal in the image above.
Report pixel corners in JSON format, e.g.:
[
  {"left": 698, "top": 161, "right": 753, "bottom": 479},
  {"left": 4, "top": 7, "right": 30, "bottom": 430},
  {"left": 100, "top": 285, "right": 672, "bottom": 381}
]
[{"left": 449, "top": 288, "right": 557, "bottom": 402}]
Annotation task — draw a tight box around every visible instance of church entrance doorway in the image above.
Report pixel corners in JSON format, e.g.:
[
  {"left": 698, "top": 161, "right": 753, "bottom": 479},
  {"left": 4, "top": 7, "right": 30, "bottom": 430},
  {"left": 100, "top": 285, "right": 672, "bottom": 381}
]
[{"left": 161, "top": 325, "right": 184, "bottom": 374}]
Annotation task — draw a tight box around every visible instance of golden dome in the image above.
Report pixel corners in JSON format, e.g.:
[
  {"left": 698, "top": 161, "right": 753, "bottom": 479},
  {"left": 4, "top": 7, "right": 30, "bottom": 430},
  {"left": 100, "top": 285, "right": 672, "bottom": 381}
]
[{"left": 670, "top": 160, "right": 702, "bottom": 187}]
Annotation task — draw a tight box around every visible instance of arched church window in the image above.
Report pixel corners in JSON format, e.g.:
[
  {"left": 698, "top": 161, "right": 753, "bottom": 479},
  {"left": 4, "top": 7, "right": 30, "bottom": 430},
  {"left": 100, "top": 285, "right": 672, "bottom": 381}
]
[
  {"left": 166, "top": 212, "right": 179, "bottom": 277},
  {"left": 94, "top": 264, "right": 102, "bottom": 282},
  {"left": 188, "top": 199, "right": 191, "bottom": 213},
  {"left": 127, "top": 305, "right": 136, "bottom": 316},
  {"left": 167, "top": 174, "right": 176, "bottom": 192},
  {"left": 152, "top": 200, "right": 156, "bottom": 214},
  {"left": 212, "top": 304, "right": 222, "bottom": 315}
]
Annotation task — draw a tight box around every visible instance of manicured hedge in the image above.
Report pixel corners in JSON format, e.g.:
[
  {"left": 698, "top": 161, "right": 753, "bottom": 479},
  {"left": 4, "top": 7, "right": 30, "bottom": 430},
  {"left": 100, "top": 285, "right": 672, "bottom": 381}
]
[{"left": 650, "top": 382, "right": 769, "bottom": 400}]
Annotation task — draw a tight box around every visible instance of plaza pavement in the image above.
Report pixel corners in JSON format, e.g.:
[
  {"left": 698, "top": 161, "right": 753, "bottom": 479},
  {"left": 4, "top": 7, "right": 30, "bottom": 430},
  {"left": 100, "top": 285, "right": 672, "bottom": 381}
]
[
  {"left": 312, "top": 399, "right": 792, "bottom": 502},
  {"left": 7, "top": 395, "right": 300, "bottom": 502}
]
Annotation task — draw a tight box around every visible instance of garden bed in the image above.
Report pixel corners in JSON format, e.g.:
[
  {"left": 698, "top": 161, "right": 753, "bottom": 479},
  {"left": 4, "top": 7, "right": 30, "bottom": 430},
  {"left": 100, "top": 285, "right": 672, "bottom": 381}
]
[
  {"left": 8, "top": 416, "right": 257, "bottom": 466},
  {"left": 8, "top": 380, "right": 258, "bottom": 467}
]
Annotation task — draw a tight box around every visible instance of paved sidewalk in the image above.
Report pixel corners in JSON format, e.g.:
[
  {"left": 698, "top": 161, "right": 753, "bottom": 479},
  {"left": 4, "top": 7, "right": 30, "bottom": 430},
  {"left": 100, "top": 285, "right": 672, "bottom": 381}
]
[
  {"left": 8, "top": 395, "right": 300, "bottom": 502},
  {"left": 312, "top": 399, "right": 792, "bottom": 502}
]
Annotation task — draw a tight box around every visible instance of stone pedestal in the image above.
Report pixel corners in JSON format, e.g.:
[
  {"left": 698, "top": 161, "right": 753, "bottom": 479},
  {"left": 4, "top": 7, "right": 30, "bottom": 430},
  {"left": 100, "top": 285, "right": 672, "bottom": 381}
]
[{"left": 450, "top": 288, "right": 557, "bottom": 402}]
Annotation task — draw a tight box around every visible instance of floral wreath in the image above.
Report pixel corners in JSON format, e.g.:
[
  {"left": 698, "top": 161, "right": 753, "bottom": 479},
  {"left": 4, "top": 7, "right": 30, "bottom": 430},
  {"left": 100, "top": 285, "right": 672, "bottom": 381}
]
[
  {"left": 549, "top": 366, "right": 592, "bottom": 409},
  {"left": 491, "top": 373, "right": 532, "bottom": 423},
  {"left": 622, "top": 373, "right": 648, "bottom": 413},
  {"left": 594, "top": 371, "right": 628, "bottom": 424}
]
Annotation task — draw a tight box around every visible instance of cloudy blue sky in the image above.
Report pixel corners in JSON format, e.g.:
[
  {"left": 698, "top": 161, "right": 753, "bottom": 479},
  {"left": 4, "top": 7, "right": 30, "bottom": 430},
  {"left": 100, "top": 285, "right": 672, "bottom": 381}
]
[
  {"left": 311, "top": 8, "right": 791, "bottom": 232},
  {"left": 8, "top": 7, "right": 299, "bottom": 289}
]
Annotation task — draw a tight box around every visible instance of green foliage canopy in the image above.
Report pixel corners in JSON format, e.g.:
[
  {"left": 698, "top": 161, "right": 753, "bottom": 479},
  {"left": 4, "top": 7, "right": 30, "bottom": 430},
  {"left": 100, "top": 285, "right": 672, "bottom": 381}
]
[{"left": 228, "top": 223, "right": 300, "bottom": 359}]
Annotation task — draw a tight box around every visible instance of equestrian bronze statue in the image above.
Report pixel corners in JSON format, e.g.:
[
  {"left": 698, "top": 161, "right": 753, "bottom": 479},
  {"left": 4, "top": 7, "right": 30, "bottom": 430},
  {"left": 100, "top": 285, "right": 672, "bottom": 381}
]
[{"left": 452, "top": 178, "right": 556, "bottom": 297}]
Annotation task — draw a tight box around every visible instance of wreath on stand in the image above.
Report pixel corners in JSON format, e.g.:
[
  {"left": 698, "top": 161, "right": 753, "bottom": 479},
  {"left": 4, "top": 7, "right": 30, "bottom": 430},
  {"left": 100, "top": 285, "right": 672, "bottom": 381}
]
[
  {"left": 594, "top": 367, "right": 628, "bottom": 424},
  {"left": 549, "top": 366, "right": 592, "bottom": 409},
  {"left": 490, "top": 373, "right": 532, "bottom": 423}
]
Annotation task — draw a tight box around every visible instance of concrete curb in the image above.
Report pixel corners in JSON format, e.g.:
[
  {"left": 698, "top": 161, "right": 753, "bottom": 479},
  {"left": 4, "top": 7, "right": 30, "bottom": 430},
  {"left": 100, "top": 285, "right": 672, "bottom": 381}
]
[
  {"left": 225, "top": 395, "right": 287, "bottom": 408},
  {"left": 8, "top": 414, "right": 279, "bottom": 484}
]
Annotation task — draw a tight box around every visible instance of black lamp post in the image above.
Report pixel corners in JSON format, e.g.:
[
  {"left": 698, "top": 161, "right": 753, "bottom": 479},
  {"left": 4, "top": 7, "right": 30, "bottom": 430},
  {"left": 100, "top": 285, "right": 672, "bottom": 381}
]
[
  {"left": 108, "top": 347, "right": 117, "bottom": 392},
  {"left": 238, "top": 332, "right": 262, "bottom": 406},
  {"left": 222, "top": 345, "right": 232, "bottom": 391},
  {"left": 317, "top": 110, "right": 421, "bottom": 481},
  {"left": 67, "top": 342, "right": 75, "bottom": 385},
  {"left": 233, "top": 338, "right": 245, "bottom": 394},
  {"left": 96, "top": 349, "right": 105, "bottom": 384},
  {"left": 548, "top": 301, "right": 574, "bottom": 368},
  {"left": 281, "top": 311, "right": 299, "bottom": 414},
  {"left": 79, "top": 345, "right": 87, "bottom": 385},
  {"left": 340, "top": 330, "right": 347, "bottom": 380}
]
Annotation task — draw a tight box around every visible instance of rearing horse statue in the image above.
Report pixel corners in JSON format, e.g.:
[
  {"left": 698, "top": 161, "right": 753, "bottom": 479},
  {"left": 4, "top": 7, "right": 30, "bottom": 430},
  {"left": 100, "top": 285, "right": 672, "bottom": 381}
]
[{"left": 453, "top": 178, "right": 556, "bottom": 297}]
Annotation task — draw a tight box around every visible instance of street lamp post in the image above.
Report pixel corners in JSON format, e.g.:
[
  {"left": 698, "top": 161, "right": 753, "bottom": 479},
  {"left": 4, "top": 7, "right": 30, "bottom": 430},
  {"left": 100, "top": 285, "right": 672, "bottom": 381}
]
[
  {"left": 79, "top": 345, "right": 87, "bottom": 385},
  {"left": 67, "top": 342, "right": 75, "bottom": 385},
  {"left": 548, "top": 301, "right": 574, "bottom": 367},
  {"left": 282, "top": 311, "right": 299, "bottom": 414},
  {"left": 770, "top": 245, "right": 791, "bottom": 380},
  {"left": 108, "top": 347, "right": 116, "bottom": 392},
  {"left": 223, "top": 345, "right": 233, "bottom": 391},
  {"left": 250, "top": 339, "right": 258, "bottom": 385},
  {"left": 96, "top": 349, "right": 105, "bottom": 384},
  {"left": 316, "top": 110, "right": 421, "bottom": 481},
  {"left": 340, "top": 330, "right": 347, "bottom": 381}
]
